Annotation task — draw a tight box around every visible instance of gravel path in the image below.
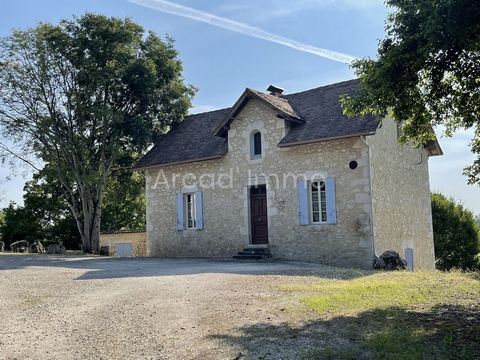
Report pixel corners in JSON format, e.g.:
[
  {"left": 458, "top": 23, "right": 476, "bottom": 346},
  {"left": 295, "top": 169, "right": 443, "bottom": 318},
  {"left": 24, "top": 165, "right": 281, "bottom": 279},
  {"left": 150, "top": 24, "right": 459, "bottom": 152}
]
[{"left": 0, "top": 255, "right": 363, "bottom": 359}]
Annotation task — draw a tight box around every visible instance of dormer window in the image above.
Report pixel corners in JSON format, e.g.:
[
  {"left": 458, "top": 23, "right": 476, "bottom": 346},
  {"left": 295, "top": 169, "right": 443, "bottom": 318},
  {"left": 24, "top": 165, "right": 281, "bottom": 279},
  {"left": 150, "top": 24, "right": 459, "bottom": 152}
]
[{"left": 250, "top": 131, "right": 262, "bottom": 160}]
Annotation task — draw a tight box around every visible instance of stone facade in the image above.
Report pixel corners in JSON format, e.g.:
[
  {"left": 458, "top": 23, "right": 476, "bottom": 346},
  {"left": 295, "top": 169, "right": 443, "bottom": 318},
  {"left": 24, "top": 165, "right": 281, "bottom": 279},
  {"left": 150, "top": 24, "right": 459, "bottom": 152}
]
[
  {"left": 99, "top": 231, "right": 147, "bottom": 257},
  {"left": 367, "top": 119, "right": 435, "bottom": 269},
  {"left": 146, "top": 99, "right": 378, "bottom": 268},
  {"left": 144, "top": 98, "right": 436, "bottom": 269}
]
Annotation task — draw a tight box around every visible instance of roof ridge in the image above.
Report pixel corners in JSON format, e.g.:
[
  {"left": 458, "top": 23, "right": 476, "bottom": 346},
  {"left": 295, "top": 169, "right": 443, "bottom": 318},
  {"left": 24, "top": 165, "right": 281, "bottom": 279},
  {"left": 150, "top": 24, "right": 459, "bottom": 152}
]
[
  {"left": 186, "top": 80, "right": 359, "bottom": 118},
  {"left": 248, "top": 88, "right": 290, "bottom": 102},
  {"left": 188, "top": 106, "right": 231, "bottom": 117},
  {"left": 283, "top": 78, "right": 359, "bottom": 98}
]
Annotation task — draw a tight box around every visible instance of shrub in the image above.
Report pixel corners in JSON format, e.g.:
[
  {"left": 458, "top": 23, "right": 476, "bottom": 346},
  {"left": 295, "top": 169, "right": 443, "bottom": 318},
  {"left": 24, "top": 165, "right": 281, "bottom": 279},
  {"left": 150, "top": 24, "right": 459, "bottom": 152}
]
[{"left": 431, "top": 193, "right": 480, "bottom": 270}]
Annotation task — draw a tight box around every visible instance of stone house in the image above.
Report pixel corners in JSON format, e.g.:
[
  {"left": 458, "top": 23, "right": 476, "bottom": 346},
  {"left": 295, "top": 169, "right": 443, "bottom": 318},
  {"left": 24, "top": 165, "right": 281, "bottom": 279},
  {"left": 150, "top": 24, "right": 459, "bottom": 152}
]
[{"left": 134, "top": 80, "right": 442, "bottom": 269}]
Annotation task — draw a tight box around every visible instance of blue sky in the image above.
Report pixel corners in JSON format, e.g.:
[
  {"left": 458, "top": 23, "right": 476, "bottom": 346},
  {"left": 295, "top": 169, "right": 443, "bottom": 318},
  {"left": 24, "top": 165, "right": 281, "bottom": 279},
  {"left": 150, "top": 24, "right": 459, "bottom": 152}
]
[{"left": 0, "top": 0, "right": 478, "bottom": 214}]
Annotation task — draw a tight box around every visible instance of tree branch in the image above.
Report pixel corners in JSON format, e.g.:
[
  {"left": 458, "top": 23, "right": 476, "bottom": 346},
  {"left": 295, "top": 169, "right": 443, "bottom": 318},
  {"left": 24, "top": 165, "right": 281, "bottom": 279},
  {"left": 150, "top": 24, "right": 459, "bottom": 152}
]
[{"left": 0, "top": 142, "right": 41, "bottom": 172}]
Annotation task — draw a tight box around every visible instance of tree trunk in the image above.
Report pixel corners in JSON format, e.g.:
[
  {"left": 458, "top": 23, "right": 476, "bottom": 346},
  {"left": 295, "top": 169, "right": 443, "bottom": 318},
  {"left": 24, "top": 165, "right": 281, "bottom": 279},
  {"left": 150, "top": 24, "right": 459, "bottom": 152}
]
[{"left": 78, "top": 186, "right": 103, "bottom": 254}]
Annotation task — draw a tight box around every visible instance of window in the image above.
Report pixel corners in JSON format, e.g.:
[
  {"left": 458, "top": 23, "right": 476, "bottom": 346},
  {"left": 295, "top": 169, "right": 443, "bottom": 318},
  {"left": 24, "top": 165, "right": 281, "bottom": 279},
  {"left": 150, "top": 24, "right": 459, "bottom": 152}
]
[
  {"left": 177, "top": 191, "right": 203, "bottom": 230},
  {"left": 250, "top": 131, "right": 262, "bottom": 159},
  {"left": 298, "top": 178, "right": 336, "bottom": 225},
  {"left": 310, "top": 180, "right": 327, "bottom": 223},
  {"left": 184, "top": 193, "right": 196, "bottom": 229}
]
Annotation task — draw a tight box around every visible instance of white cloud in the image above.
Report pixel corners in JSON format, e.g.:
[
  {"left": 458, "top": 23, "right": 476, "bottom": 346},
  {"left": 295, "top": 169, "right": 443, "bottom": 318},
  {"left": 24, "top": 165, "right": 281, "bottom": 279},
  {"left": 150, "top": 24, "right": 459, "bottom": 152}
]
[{"left": 128, "top": 0, "right": 356, "bottom": 64}]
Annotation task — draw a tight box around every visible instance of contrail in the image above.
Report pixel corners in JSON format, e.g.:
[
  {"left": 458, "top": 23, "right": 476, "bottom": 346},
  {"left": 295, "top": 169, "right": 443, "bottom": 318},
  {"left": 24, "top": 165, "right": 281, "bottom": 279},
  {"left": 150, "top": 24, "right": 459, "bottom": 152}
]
[{"left": 128, "top": 0, "right": 356, "bottom": 64}]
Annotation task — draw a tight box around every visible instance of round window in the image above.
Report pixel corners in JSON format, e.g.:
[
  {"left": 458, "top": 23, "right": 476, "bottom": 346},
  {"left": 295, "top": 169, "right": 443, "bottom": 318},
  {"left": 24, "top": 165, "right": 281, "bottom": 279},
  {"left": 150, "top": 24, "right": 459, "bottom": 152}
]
[{"left": 349, "top": 161, "right": 358, "bottom": 170}]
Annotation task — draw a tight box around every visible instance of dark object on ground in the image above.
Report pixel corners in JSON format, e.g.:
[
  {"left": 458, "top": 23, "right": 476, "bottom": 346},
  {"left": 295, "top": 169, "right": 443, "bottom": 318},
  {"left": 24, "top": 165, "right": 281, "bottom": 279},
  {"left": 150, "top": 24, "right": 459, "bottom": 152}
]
[
  {"left": 374, "top": 251, "right": 407, "bottom": 270},
  {"left": 100, "top": 246, "right": 110, "bottom": 256},
  {"left": 46, "top": 241, "right": 66, "bottom": 254},
  {"left": 10, "top": 240, "right": 29, "bottom": 253},
  {"left": 0, "top": 241, "right": 4, "bottom": 252},
  {"left": 29, "top": 240, "right": 45, "bottom": 253}
]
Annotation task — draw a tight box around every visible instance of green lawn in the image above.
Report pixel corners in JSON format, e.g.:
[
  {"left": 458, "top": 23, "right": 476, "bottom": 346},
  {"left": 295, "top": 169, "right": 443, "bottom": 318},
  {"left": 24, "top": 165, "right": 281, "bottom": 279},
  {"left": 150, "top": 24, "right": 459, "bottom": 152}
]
[{"left": 279, "top": 271, "right": 480, "bottom": 359}]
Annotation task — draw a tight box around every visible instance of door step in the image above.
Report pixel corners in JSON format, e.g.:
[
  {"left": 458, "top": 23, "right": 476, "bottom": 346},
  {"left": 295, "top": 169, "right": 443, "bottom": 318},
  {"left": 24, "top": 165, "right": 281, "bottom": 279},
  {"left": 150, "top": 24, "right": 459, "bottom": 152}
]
[{"left": 233, "top": 246, "right": 271, "bottom": 260}]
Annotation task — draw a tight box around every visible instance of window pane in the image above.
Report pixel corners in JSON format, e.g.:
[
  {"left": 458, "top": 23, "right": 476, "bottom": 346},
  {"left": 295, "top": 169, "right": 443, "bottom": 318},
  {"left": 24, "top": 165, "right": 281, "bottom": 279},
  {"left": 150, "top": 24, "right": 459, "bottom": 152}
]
[
  {"left": 311, "top": 181, "right": 320, "bottom": 223},
  {"left": 320, "top": 181, "right": 327, "bottom": 222},
  {"left": 311, "top": 180, "right": 327, "bottom": 223},
  {"left": 253, "top": 132, "right": 262, "bottom": 155},
  {"left": 184, "top": 193, "right": 195, "bottom": 229}
]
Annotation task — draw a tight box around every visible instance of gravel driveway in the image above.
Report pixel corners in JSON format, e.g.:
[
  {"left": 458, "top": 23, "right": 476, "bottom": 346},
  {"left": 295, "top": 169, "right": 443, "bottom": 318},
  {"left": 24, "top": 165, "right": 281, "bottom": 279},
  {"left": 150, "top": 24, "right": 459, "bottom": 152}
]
[{"left": 0, "top": 255, "right": 363, "bottom": 359}]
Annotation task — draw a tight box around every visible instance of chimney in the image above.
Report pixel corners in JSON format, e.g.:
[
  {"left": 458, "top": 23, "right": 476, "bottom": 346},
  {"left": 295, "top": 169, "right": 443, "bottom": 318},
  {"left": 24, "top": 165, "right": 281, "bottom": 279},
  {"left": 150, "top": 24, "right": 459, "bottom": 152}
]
[{"left": 267, "top": 84, "right": 284, "bottom": 97}]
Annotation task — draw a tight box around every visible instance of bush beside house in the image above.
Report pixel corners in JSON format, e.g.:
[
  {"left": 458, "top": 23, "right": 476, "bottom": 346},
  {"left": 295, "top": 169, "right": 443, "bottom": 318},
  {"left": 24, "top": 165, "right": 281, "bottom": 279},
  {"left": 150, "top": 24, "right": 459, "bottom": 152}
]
[{"left": 431, "top": 193, "right": 480, "bottom": 270}]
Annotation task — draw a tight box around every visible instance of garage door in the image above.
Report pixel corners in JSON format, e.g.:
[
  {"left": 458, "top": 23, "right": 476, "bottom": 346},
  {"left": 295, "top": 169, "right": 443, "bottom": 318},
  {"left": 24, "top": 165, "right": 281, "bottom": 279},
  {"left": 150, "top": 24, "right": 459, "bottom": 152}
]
[{"left": 115, "top": 243, "right": 132, "bottom": 257}]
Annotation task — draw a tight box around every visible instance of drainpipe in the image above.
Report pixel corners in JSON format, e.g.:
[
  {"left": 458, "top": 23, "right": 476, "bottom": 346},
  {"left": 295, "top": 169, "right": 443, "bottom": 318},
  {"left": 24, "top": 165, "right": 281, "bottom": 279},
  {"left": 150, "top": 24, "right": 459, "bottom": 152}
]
[{"left": 360, "top": 136, "right": 376, "bottom": 265}]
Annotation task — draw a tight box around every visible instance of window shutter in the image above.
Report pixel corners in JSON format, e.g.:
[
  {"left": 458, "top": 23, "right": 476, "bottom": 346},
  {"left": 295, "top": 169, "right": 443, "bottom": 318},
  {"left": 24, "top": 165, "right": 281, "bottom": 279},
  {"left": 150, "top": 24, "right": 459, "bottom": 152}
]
[
  {"left": 297, "top": 179, "right": 309, "bottom": 225},
  {"left": 326, "top": 177, "right": 337, "bottom": 224},
  {"left": 195, "top": 191, "right": 203, "bottom": 229},
  {"left": 176, "top": 193, "right": 184, "bottom": 230}
]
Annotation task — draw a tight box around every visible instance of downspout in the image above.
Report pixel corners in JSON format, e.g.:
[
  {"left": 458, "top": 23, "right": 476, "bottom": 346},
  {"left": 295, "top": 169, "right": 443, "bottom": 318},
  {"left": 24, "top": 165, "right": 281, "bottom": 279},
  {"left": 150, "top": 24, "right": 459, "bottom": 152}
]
[{"left": 360, "top": 135, "right": 376, "bottom": 266}]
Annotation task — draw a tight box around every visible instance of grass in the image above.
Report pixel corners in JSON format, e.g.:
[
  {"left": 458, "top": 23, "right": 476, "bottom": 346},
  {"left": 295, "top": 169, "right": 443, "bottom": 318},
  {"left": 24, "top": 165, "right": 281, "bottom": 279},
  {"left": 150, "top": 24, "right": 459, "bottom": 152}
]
[
  {"left": 279, "top": 271, "right": 480, "bottom": 314},
  {"left": 279, "top": 271, "right": 480, "bottom": 359}
]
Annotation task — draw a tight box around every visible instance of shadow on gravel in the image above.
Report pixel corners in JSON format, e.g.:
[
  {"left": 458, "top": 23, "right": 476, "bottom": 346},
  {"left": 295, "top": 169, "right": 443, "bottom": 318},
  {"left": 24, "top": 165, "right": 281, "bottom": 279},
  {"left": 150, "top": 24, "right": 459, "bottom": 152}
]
[
  {"left": 0, "top": 255, "right": 369, "bottom": 280},
  {"left": 209, "top": 304, "right": 480, "bottom": 360}
]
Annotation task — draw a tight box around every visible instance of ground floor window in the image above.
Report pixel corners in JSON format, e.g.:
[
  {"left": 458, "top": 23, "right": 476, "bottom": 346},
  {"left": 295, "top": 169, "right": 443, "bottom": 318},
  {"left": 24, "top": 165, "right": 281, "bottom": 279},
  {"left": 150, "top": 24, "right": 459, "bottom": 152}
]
[
  {"left": 310, "top": 180, "right": 327, "bottom": 223},
  {"left": 298, "top": 177, "right": 336, "bottom": 225},
  {"left": 184, "top": 193, "right": 196, "bottom": 229}
]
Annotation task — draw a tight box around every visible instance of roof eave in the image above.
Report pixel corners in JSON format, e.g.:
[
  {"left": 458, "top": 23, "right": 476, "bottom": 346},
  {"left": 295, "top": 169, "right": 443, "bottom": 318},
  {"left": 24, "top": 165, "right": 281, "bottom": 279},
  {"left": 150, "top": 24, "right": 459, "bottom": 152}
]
[
  {"left": 277, "top": 131, "right": 377, "bottom": 148},
  {"left": 425, "top": 140, "right": 443, "bottom": 156},
  {"left": 132, "top": 154, "right": 225, "bottom": 171}
]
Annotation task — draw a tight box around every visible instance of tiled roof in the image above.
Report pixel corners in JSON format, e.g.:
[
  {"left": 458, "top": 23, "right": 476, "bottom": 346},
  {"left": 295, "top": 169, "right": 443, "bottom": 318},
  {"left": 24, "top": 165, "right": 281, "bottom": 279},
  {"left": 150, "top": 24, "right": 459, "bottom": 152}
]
[
  {"left": 133, "top": 108, "right": 229, "bottom": 169},
  {"left": 134, "top": 79, "right": 380, "bottom": 169},
  {"left": 279, "top": 79, "right": 378, "bottom": 146}
]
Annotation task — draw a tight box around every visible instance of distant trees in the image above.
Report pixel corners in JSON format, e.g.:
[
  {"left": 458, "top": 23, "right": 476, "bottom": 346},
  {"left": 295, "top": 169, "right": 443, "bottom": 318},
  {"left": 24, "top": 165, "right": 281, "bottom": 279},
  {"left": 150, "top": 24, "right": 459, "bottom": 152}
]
[
  {"left": 0, "top": 168, "right": 146, "bottom": 250},
  {"left": 431, "top": 193, "right": 480, "bottom": 270}
]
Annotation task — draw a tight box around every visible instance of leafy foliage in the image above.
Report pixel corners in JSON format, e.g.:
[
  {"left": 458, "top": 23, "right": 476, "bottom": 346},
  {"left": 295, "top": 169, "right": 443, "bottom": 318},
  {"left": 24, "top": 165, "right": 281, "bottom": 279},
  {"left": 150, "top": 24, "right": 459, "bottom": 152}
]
[
  {"left": 431, "top": 193, "right": 479, "bottom": 270},
  {"left": 0, "top": 14, "right": 195, "bottom": 252},
  {"left": 0, "top": 167, "right": 146, "bottom": 249},
  {"left": 0, "top": 172, "right": 81, "bottom": 249},
  {"left": 0, "top": 203, "right": 45, "bottom": 248},
  {"left": 102, "top": 170, "right": 146, "bottom": 231},
  {"left": 342, "top": 0, "right": 480, "bottom": 184}
]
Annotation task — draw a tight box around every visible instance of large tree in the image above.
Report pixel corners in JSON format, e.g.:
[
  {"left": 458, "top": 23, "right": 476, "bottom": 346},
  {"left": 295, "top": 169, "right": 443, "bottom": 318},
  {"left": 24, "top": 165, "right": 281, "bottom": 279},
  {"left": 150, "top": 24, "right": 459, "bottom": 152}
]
[
  {"left": 342, "top": 0, "right": 480, "bottom": 184},
  {"left": 0, "top": 14, "right": 195, "bottom": 252}
]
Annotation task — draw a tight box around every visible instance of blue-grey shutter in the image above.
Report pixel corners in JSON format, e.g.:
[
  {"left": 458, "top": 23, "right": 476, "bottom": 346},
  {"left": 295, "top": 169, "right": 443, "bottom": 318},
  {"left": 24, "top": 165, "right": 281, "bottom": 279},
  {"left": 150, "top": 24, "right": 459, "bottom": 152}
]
[
  {"left": 297, "top": 179, "right": 309, "bottom": 225},
  {"left": 176, "top": 193, "right": 184, "bottom": 230},
  {"left": 326, "top": 177, "right": 337, "bottom": 224},
  {"left": 195, "top": 191, "right": 203, "bottom": 229}
]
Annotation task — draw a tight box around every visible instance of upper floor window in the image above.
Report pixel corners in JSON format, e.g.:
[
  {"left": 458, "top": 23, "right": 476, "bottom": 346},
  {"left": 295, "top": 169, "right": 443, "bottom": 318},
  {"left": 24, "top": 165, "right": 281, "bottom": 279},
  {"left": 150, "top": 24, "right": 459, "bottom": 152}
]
[{"left": 250, "top": 130, "right": 262, "bottom": 159}]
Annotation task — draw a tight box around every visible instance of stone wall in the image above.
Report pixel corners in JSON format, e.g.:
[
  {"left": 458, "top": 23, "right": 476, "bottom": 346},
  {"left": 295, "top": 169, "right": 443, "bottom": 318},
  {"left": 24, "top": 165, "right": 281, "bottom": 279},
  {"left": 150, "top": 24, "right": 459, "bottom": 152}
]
[
  {"left": 367, "top": 119, "right": 436, "bottom": 269},
  {"left": 99, "top": 231, "right": 147, "bottom": 257},
  {"left": 145, "top": 99, "right": 375, "bottom": 268}
]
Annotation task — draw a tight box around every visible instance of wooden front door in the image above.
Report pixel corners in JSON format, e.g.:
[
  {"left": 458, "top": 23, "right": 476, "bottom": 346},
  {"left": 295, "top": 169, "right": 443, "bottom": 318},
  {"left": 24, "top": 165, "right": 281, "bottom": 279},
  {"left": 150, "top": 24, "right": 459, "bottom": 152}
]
[{"left": 250, "top": 186, "right": 268, "bottom": 244}]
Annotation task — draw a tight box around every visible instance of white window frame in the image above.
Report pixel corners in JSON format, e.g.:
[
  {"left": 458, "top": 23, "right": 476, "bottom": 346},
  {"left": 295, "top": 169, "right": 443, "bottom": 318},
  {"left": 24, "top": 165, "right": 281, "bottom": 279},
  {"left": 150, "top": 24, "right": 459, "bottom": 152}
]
[
  {"left": 309, "top": 180, "right": 327, "bottom": 224},
  {"left": 250, "top": 130, "right": 262, "bottom": 160},
  {"left": 184, "top": 193, "right": 196, "bottom": 229}
]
